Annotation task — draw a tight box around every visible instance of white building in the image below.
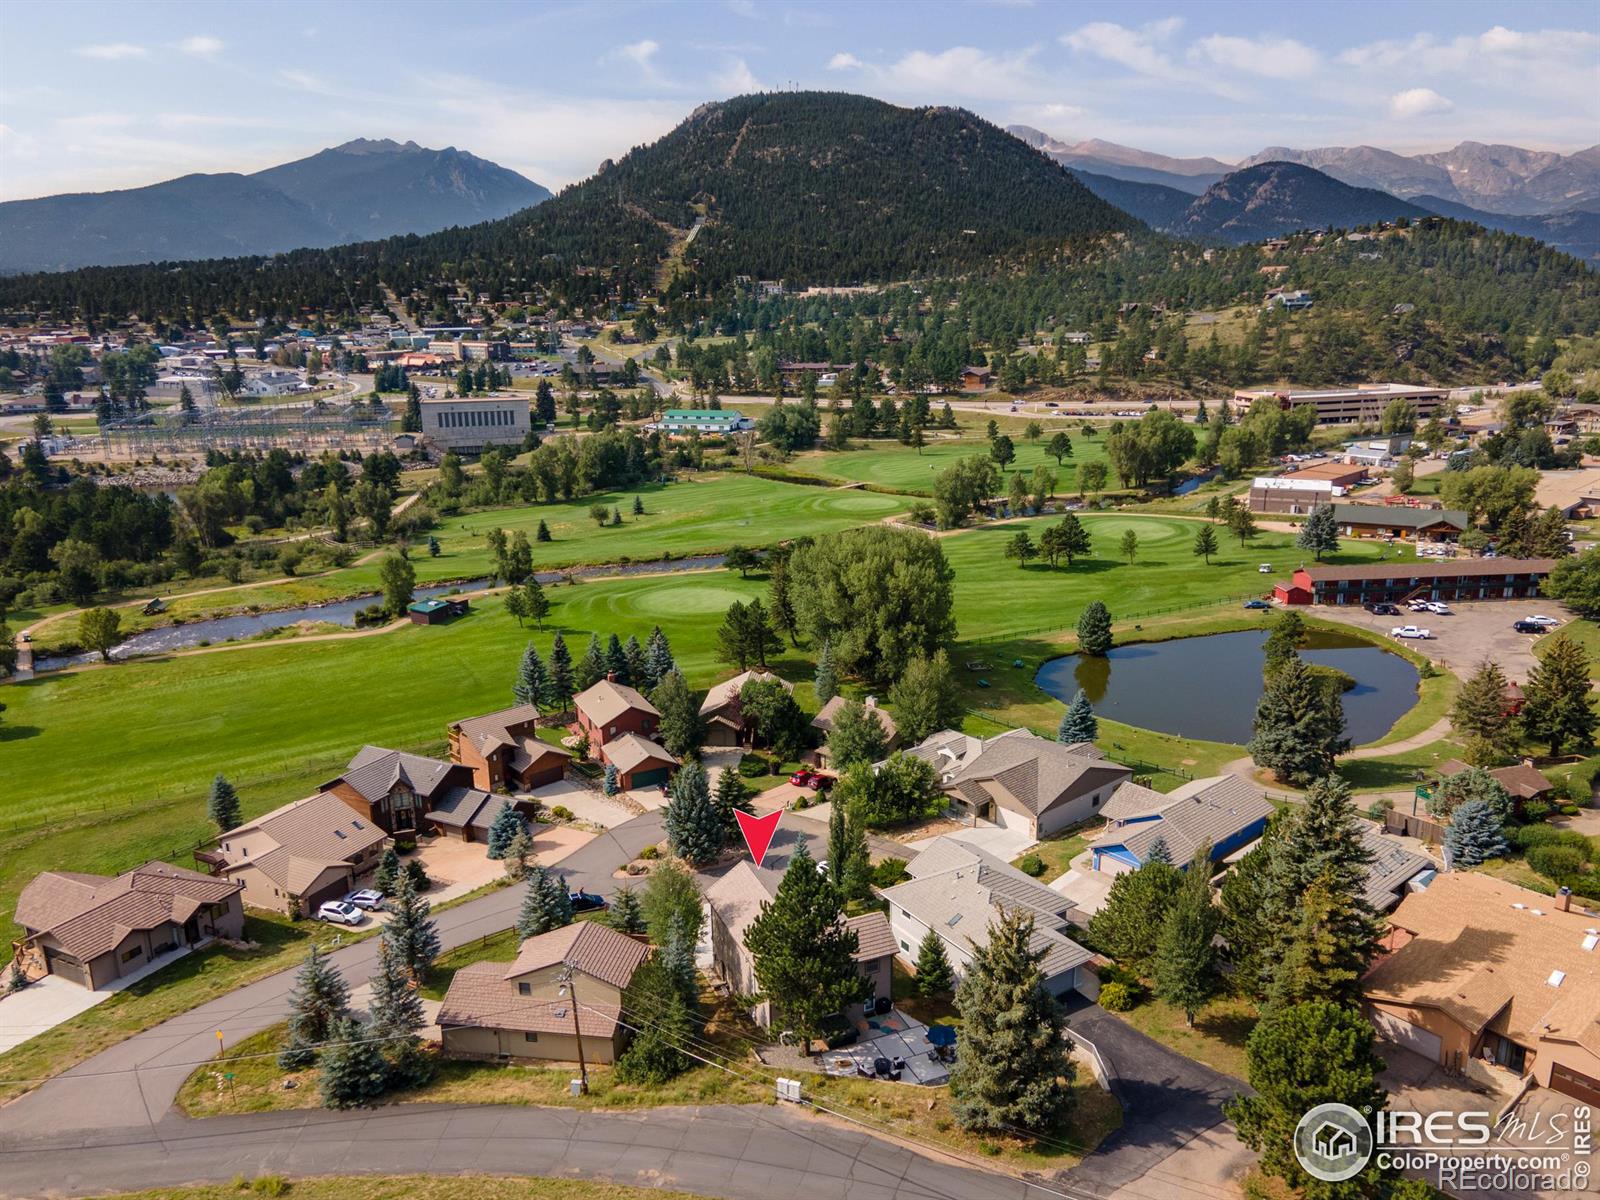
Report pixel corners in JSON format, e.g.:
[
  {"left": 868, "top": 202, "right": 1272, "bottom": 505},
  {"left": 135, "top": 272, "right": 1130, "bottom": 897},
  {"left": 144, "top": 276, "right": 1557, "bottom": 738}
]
[{"left": 420, "top": 395, "right": 530, "bottom": 452}]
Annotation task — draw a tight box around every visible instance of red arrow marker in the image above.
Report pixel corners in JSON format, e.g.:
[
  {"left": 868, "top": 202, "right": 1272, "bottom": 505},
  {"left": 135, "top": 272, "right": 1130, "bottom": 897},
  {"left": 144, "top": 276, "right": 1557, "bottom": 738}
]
[{"left": 734, "top": 809, "right": 782, "bottom": 868}]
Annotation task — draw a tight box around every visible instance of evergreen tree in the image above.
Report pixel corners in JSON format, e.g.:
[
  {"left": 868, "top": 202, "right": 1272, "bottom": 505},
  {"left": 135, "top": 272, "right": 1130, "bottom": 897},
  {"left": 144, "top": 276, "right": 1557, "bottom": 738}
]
[
  {"left": 1225, "top": 1001, "right": 1387, "bottom": 1197},
  {"left": 536, "top": 518, "right": 552, "bottom": 543},
  {"left": 1056, "top": 689, "right": 1097, "bottom": 744},
  {"left": 744, "top": 839, "right": 863, "bottom": 1043},
  {"left": 516, "top": 865, "right": 574, "bottom": 937},
  {"left": 1193, "top": 523, "right": 1219, "bottom": 564},
  {"left": 1154, "top": 846, "right": 1221, "bottom": 1025},
  {"left": 633, "top": 494, "right": 645, "bottom": 515},
  {"left": 606, "top": 632, "right": 629, "bottom": 681},
  {"left": 1248, "top": 653, "right": 1349, "bottom": 784},
  {"left": 1296, "top": 503, "right": 1340, "bottom": 561},
  {"left": 644, "top": 625, "right": 676, "bottom": 685},
  {"left": 712, "top": 765, "right": 754, "bottom": 841},
  {"left": 603, "top": 762, "right": 619, "bottom": 796},
  {"left": 914, "top": 928, "right": 955, "bottom": 998},
  {"left": 1429, "top": 766, "right": 1514, "bottom": 823},
  {"left": 665, "top": 761, "right": 725, "bottom": 866},
  {"left": 383, "top": 872, "right": 440, "bottom": 980},
  {"left": 577, "top": 633, "right": 607, "bottom": 690},
  {"left": 367, "top": 938, "right": 431, "bottom": 1087},
  {"left": 651, "top": 670, "right": 705, "bottom": 758},
  {"left": 1451, "top": 659, "right": 1515, "bottom": 759},
  {"left": 1088, "top": 859, "right": 1181, "bottom": 970},
  {"left": 546, "top": 633, "right": 576, "bottom": 710},
  {"left": 623, "top": 635, "right": 648, "bottom": 688},
  {"left": 1261, "top": 610, "right": 1305, "bottom": 679},
  {"left": 639, "top": 862, "right": 705, "bottom": 947},
  {"left": 826, "top": 698, "right": 890, "bottom": 768},
  {"left": 318, "top": 1016, "right": 391, "bottom": 1110},
  {"left": 615, "top": 957, "right": 694, "bottom": 1085},
  {"left": 1444, "top": 798, "right": 1510, "bottom": 866},
  {"left": 659, "top": 911, "right": 699, "bottom": 1009},
  {"left": 1267, "top": 876, "right": 1374, "bottom": 1010},
  {"left": 1146, "top": 835, "right": 1173, "bottom": 865},
  {"left": 1076, "top": 600, "right": 1112, "bottom": 656},
  {"left": 279, "top": 945, "right": 350, "bottom": 1068},
  {"left": 207, "top": 773, "right": 241, "bottom": 832},
  {"left": 1520, "top": 634, "right": 1598, "bottom": 755},
  {"left": 525, "top": 579, "right": 551, "bottom": 629},
  {"left": 768, "top": 552, "right": 799, "bottom": 646},
  {"left": 949, "top": 907, "right": 1075, "bottom": 1134},
  {"left": 374, "top": 845, "right": 401, "bottom": 896},
  {"left": 1218, "top": 841, "right": 1273, "bottom": 993},
  {"left": 814, "top": 638, "right": 839, "bottom": 704},
  {"left": 502, "top": 828, "right": 532, "bottom": 881},
  {"left": 607, "top": 886, "right": 647, "bottom": 935},
  {"left": 512, "top": 642, "right": 549, "bottom": 709},
  {"left": 485, "top": 803, "right": 525, "bottom": 859}
]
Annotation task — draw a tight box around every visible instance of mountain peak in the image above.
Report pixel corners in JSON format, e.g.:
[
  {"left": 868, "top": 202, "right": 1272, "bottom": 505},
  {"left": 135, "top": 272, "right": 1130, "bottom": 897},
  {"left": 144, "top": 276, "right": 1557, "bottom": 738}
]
[{"left": 329, "top": 137, "right": 425, "bottom": 155}]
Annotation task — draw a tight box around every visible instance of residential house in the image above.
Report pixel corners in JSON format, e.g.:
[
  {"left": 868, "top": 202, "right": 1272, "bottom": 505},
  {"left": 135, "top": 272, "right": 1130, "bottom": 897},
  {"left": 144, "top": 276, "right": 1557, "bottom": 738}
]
[
  {"left": 203, "top": 792, "right": 389, "bottom": 915},
  {"left": 706, "top": 860, "right": 900, "bottom": 1026},
  {"left": 698, "top": 669, "right": 791, "bottom": 748},
  {"left": 959, "top": 366, "right": 993, "bottom": 392},
  {"left": 1273, "top": 558, "right": 1555, "bottom": 607},
  {"left": 1357, "top": 826, "right": 1435, "bottom": 914},
  {"left": 448, "top": 704, "right": 574, "bottom": 792},
  {"left": 1090, "top": 776, "right": 1273, "bottom": 874},
  {"left": 13, "top": 863, "right": 244, "bottom": 990},
  {"left": 437, "top": 921, "right": 652, "bottom": 1064},
  {"left": 600, "top": 733, "right": 679, "bottom": 791},
  {"left": 929, "top": 729, "right": 1133, "bottom": 840},
  {"left": 1438, "top": 759, "right": 1555, "bottom": 810},
  {"left": 322, "top": 746, "right": 499, "bottom": 838},
  {"left": 1362, "top": 873, "right": 1600, "bottom": 1103},
  {"left": 880, "top": 838, "right": 1097, "bottom": 999},
  {"left": 811, "top": 695, "right": 899, "bottom": 769},
  {"left": 573, "top": 677, "right": 659, "bottom": 751}
]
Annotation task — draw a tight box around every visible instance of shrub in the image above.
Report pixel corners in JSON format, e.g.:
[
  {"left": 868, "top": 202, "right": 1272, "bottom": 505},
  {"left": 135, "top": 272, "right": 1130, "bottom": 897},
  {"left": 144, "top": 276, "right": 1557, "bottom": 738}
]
[
  {"left": 1528, "top": 844, "right": 1587, "bottom": 881},
  {"left": 737, "top": 755, "right": 768, "bottom": 779},
  {"left": 1367, "top": 797, "right": 1394, "bottom": 819},
  {"left": 550, "top": 805, "right": 574, "bottom": 821},
  {"left": 250, "top": 1178, "right": 289, "bottom": 1197},
  {"left": 1016, "top": 853, "right": 1046, "bottom": 877},
  {"left": 639, "top": 845, "right": 661, "bottom": 860},
  {"left": 1510, "top": 826, "right": 1592, "bottom": 856},
  {"left": 871, "top": 857, "right": 909, "bottom": 887},
  {"left": 1561, "top": 804, "right": 1583, "bottom": 817},
  {"left": 1098, "top": 981, "right": 1137, "bottom": 1012}
]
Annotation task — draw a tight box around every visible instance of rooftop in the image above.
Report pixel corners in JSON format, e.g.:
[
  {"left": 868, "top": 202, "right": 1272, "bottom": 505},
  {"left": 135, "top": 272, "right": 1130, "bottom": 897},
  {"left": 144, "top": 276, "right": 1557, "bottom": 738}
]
[
  {"left": 217, "top": 792, "right": 389, "bottom": 891},
  {"left": 1329, "top": 503, "right": 1469, "bottom": 532},
  {"left": 505, "top": 921, "right": 652, "bottom": 990},
  {"left": 1296, "top": 557, "right": 1556, "bottom": 583},
  {"left": 1091, "top": 775, "right": 1274, "bottom": 865},
  {"left": 574, "top": 677, "right": 658, "bottom": 726},
  {"left": 15, "top": 862, "right": 241, "bottom": 960}
]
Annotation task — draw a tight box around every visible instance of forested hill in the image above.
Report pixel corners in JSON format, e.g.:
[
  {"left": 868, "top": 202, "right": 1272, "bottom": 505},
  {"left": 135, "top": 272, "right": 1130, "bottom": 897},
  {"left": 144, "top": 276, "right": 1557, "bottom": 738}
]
[{"left": 0, "top": 93, "right": 1134, "bottom": 324}]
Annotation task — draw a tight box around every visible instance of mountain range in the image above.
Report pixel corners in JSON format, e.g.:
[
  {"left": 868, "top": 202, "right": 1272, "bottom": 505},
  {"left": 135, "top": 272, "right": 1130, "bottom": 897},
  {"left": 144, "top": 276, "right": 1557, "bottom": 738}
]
[{"left": 0, "top": 139, "right": 552, "bottom": 273}]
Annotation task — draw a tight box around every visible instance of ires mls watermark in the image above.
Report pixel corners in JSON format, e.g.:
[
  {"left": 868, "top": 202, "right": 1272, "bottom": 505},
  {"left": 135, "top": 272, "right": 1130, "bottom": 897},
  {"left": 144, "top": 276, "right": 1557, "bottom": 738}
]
[{"left": 1295, "top": 1101, "right": 1593, "bottom": 1192}]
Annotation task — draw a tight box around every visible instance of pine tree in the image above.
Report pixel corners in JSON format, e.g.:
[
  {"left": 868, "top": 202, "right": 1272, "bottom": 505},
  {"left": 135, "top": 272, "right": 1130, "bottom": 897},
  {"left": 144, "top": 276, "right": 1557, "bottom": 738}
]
[
  {"left": 374, "top": 846, "right": 401, "bottom": 896},
  {"left": 512, "top": 642, "right": 548, "bottom": 709},
  {"left": 651, "top": 670, "right": 705, "bottom": 758},
  {"left": 712, "top": 765, "right": 753, "bottom": 840},
  {"left": 623, "top": 635, "right": 648, "bottom": 687},
  {"left": 367, "top": 937, "right": 428, "bottom": 1086},
  {"left": 525, "top": 579, "right": 551, "bottom": 629},
  {"left": 632, "top": 494, "right": 645, "bottom": 515},
  {"left": 207, "top": 773, "right": 241, "bottom": 832},
  {"left": 1296, "top": 503, "right": 1340, "bottom": 561},
  {"left": 516, "top": 865, "right": 573, "bottom": 937},
  {"left": 814, "top": 638, "right": 839, "bottom": 704},
  {"left": 1146, "top": 835, "right": 1173, "bottom": 865},
  {"left": 1153, "top": 846, "right": 1220, "bottom": 1026},
  {"left": 1248, "top": 653, "right": 1349, "bottom": 784},
  {"left": 644, "top": 626, "right": 676, "bottom": 685},
  {"left": 1267, "top": 876, "right": 1373, "bottom": 1009},
  {"left": 502, "top": 828, "right": 532, "bottom": 881},
  {"left": 914, "top": 928, "right": 954, "bottom": 997},
  {"left": 1056, "top": 689, "right": 1097, "bottom": 744},
  {"left": 1077, "top": 600, "right": 1112, "bottom": 656},
  {"left": 607, "top": 886, "right": 647, "bottom": 934},
  {"left": 606, "top": 633, "right": 628, "bottom": 681},
  {"left": 1444, "top": 798, "right": 1510, "bottom": 866},
  {"left": 577, "top": 634, "right": 607, "bottom": 690},
  {"left": 279, "top": 945, "right": 350, "bottom": 1068},
  {"left": 546, "top": 633, "right": 575, "bottom": 710},
  {"left": 744, "top": 839, "right": 863, "bottom": 1043},
  {"left": 659, "top": 911, "right": 699, "bottom": 1009},
  {"left": 665, "top": 761, "right": 724, "bottom": 866},
  {"left": 1261, "top": 610, "right": 1305, "bottom": 680},
  {"left": 318, "top": 1016, "right": 391, "bottom": 1109},
  {"left": 615, "top": 958, "right": 694, "bottom": 1085},
  {"left": 485, "top": 803, "right": 525, "bottom": 859},
  {"left": 1193, "top": 523, "right": 1219, "bottom": 564},
  {"left": 603, "top": 762, "right": 619, "bottom": 796},
  {"left": 536, "top": 518, "right": 552, "bottom": 543},
  {"left": 1451, "top": 659, "right": 1514, "bottom": 758},
  {"left": 383, "top": 873, "right": 440, "bottom": 980},
  {"left": 949, "top": 907, "right": 1075, "bottom": 1134},
  {"left": 1520, "top": 634, "right": 1598, "bottom": 756},
  {"left": 1088, "top": 859, "right": 1180, "bottom": 970}
]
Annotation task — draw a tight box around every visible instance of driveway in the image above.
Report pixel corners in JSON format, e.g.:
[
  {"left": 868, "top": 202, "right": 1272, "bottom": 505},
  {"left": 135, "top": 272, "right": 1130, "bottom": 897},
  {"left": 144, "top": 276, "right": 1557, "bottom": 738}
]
[
  {"left": 0, "top": 942, "right": 203, "bottom": 1055},
  {"left": 529, "top": 778, "right": 635, "bottom": 828},
  {"left": 1055, "top": 999, "right": 1251, "bottom": 1199},
  {"left": 906, "top": 819, "right": 1036, "bottom": 862},
  {"left": 1049, "top": 853, "right": 1115, "bottom": 917}
]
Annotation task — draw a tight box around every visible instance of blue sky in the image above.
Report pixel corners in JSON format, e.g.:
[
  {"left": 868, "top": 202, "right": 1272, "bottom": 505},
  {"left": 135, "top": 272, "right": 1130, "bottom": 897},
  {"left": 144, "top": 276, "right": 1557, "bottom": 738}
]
[{"left": 1, "top": 0, "right": 1596, "bottom": 200}]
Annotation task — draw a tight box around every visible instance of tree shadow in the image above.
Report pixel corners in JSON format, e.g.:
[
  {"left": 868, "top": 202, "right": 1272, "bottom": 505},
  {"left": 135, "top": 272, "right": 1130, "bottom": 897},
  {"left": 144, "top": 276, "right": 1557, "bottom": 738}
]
[{"left": 0, "top": 722, "right": 42, "bottom": 742}]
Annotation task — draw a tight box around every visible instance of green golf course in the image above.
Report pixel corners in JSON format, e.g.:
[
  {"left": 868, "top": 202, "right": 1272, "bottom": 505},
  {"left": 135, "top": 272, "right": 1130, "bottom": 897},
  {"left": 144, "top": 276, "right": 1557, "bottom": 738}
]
[{"left": 790, "top": 434, "right": 1110, "bottom": 495}]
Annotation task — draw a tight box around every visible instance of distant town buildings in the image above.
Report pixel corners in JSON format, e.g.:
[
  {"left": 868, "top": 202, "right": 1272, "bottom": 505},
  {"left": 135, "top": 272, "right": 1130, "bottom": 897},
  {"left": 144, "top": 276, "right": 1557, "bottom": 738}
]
[{"left": 1234, "top": 383, "right": 1448, "bottom": 426}]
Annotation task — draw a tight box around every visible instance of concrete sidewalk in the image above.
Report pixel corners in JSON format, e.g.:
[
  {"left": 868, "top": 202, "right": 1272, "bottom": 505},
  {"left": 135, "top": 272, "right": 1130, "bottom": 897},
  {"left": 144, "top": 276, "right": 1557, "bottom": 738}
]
[{"left": 0, "top": 943, "right": 195, "bottom": 1055}]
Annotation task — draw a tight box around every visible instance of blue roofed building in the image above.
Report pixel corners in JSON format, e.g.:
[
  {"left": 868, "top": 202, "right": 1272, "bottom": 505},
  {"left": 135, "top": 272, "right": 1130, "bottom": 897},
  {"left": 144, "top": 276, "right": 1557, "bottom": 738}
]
[{"left": 1090, "top": 775, "right": 1274, "bottom": 875}]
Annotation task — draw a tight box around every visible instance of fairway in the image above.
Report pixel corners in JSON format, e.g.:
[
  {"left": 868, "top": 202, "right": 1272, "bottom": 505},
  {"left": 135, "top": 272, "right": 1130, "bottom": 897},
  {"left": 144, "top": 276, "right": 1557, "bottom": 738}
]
[{"left": 791, "top": 434, "right": 1110, "bottom": 495}]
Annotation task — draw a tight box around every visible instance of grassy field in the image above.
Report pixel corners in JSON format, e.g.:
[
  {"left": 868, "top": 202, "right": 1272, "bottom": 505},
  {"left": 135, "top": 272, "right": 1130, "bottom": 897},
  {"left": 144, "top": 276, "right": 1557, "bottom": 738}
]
[
  {"left": 105, "top": 1178, "right": 708, "bottom": 1200},
  {"left": 1112, "top": 995, "right": 1256, "bottom": 1080},
  {"left": 790, "top": 433, "right": 1111, "bottom": 496}
]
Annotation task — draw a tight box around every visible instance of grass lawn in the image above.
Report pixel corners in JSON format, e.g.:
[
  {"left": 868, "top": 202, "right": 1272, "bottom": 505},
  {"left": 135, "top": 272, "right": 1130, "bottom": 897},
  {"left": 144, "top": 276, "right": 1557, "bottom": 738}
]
[
  {"left": 1013, "top": 821, "right": 1097, "bottom": 880},
  {"left": 0, "top": 911, "right": 364, "bottom": 1105},
  {"left": 1113, "top": 995, "right": 1257, "bottom": 1081},
  {"left": 105, "top": 1177, "right": 708, "bottom": 1200},
  {"left": 790, "top": 435, "right": 1110, "bottom": 496}
]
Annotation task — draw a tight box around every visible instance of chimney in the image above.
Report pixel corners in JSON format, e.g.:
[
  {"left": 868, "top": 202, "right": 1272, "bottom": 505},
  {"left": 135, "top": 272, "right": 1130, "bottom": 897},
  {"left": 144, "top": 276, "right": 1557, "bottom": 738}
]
[
  {"left": 864, "top": 695, "right": 878, "bottom": 709},
  {"left": 1556, "top": 887, "right": 1572, "bottom": 913},
  {"left": 605, "top": 671, "right": 616, "bottom": 683}
]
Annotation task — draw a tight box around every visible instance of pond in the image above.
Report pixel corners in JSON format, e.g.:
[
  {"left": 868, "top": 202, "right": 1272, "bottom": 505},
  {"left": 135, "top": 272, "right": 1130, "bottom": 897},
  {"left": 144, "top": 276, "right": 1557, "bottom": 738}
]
[{"left": 1034, "top": 629, "right": 1420, "bottom": 745}]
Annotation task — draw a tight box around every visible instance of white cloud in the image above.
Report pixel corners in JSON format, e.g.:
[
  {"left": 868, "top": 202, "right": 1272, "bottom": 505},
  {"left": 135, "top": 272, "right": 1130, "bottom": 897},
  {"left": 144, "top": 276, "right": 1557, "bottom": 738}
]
[
  {"left": 827, "top": 52, "right": 863, "bottom": 71},
  {"left": 712, "top": 57, "right": 763, "bottom": 94},
  {"left": 833, "top": 46, "right": 1055, "bottom": 104},
  {"left": 1388, "top": 87, "right": 1454, "bottom": 119},
  {"left": 278, "top": 68, "right": 334, "bottom": 95},
  {"left": 610, "top": 39, "right": 660, "bottom": 69},
  {"left": 77, "top": 43, "right": 146, "bottom": 60},
  {"left": 177, "top": 36, "right": 224, "bottom": 57},
  {"left": 1061, "top": 20, "right": 1178, "bottom": 76},
  {"left": 1192, "top": 34, "right": 1318, "bottom": 80}
]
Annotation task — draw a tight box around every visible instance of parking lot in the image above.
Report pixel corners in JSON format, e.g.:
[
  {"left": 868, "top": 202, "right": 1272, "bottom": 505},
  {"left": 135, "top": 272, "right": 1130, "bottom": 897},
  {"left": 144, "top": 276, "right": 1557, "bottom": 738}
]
[{"left": 1313, "top": 598, "right": 1571, "bottom": 684}]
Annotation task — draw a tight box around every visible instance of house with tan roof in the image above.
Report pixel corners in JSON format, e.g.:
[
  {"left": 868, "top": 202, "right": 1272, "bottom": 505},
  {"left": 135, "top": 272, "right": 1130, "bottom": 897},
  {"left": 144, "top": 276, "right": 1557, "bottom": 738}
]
[
  {"left": 436, "top": 921, "right": 652, "bottom": 1064},
  {"left": 705, "top": 860, "right": 898, "bottom": 1026},
  {"left": 699, "top": 669, "right": 792, "bottom": 748},
  {"left": 880, "top": 837, "right": 1097, "bottom": 1000},
  {"left": 13, "top": 862, "right": 243, "bottom": 990},
  {"left": 1090, "top": 776, "right": 1273, "bottom": 873},
  {"left": 572, "top": 677, "right": 659, "bottom": 751},
  {"left": 203, "top": 792, "right": 390, "bottom": 915},
  {"left": 933, "top": 729, "right": 1133, "bottom": 840},
  {"left": 1362, "top": 873, "right": 1600, "bottom": 1104},
  {"left": 811, "top": 695, "right": 899, "bottom": 769},
  {"left": 447, "top": 704, "right": 573, "bottom": 792},
  {"left": 322, "top": 746, "right": 513, "bottom": 840}
]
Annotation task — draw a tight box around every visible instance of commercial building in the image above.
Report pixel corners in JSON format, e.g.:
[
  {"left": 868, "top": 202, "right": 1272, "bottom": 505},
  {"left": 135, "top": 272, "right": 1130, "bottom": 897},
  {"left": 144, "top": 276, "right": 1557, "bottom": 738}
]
[
  {"left": 1328, "top": 503, "right": 1469, "bottom": 542},
  {"left": 650, "top": 408, "right": 755, "bottom": 437},
  {"left": 1273, "top": 557, "right": 1554, "bottom": 606},
  {"left": 1234, "top": 383, "right": 1447, "bottom": 426},
  {"left": 1249, "top": 476, "right": 1338, "bottom": 515},
  {"left": 419, "top": 395, "right": 529, "bottom": 453}
]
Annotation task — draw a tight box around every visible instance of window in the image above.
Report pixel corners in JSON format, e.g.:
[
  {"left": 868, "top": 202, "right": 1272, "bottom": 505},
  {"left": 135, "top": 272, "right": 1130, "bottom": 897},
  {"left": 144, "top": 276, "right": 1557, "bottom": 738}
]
[
  {"left": 517, "top": 981, "right": 532, "bottom": 996},
  {"left": 121, "top": 945, "right": 143, "bottom": 963},
  {"left": 524, "top": 1031, "right": 539, "bottom": 1042}
]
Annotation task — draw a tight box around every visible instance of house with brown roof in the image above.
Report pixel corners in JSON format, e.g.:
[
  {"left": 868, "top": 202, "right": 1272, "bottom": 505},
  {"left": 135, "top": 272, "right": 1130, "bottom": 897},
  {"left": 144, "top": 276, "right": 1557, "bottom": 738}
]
[
  {"left": 204, "top": 793, "right": 390, "bottom": 916},
  {"left": 811, "top": 695, "right": 899, "bottom": 769},
  {"left": 704, "top": 860, "right": 898, "bottom": 1026},
  {"left": 572, "top": 677, "right": 659, "bottom": 751},
  {"left": 436, "top": 921, "right": 652, "bottom": 1064},
  {"left": 600, "top": 732, "right": 679, "bottom": 791},
  {"left": 1273, "top": 558, "right": 1555, "bottom": 607},
  {"left": 321, "top": 746, "right": 503, "bottom": 839},
  {"left": 1362, "top": 873, "right": 1600, "bottom": 1104},
  {"left": 1438, "top": 759, "right": 1556, "bottom": 810},
  {"left": 13, "top": 862, "right": 244, "bottom": 990},
  {"left": 933, "top": 729, "right": 1133, "bottom": 840},
  {"left": 448, "top": 704, "right": 573, "bottom": 792},
  {"left": 698, "top": 669, "right": 792, "bottom": 748}
]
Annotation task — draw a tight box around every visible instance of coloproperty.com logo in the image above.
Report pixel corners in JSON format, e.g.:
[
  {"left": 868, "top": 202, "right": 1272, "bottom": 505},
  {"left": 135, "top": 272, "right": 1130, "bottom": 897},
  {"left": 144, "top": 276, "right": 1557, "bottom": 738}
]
[{"left": 1295, "top": 1101, "right": 1593, "bottom": 1191}]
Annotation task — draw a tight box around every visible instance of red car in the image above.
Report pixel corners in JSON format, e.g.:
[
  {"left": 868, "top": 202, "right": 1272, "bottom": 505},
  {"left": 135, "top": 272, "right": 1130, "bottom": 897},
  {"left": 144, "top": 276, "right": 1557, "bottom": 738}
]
[
  {"left": 808, "top": 773, "right": 834, "bottom": 791},
  {"left": 789, "top": 769, "right": 816, "bottom": 787}
]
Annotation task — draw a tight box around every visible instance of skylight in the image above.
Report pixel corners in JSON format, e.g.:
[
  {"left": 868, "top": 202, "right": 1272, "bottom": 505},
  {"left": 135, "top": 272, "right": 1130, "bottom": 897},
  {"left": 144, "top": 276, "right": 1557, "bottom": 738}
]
[{"left": 1547, "top": 970, "right": 1566, "bottom": 987}]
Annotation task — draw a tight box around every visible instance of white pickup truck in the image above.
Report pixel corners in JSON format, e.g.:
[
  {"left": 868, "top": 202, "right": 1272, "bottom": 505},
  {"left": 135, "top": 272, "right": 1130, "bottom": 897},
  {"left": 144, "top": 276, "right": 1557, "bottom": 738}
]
[{"left": 1391, "top": 625, "right": 1433, "bottom": 640}]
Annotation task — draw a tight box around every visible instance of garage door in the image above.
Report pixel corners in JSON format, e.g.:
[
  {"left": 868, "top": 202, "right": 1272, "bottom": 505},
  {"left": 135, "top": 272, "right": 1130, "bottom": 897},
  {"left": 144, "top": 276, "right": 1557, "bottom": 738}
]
[
  {"left": 998, "top": 806, "right": 1036, "bottom": 838},
  {"left": 1370, "top": 1009, "right": 1443, "bottom": 1062},
  {"left": 1551, "top": 1064, "right": 1600, "bottom": 1106},
  {"left": 632, "top": 767, "right": 669, "bottom": 788}
]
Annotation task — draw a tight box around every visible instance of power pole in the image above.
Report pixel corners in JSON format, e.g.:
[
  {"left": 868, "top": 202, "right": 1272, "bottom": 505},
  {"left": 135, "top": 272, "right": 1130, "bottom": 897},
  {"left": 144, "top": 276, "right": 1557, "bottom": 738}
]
[{"left": 559, "top": 967, "right": 589, "bottom": 1093}]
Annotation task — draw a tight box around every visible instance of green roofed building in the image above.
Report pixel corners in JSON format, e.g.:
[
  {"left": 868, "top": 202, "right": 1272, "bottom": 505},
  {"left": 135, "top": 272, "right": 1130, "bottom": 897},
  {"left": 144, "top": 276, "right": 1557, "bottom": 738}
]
[{"left": 651, "top": 408, "right": 755, "bottom": 437}]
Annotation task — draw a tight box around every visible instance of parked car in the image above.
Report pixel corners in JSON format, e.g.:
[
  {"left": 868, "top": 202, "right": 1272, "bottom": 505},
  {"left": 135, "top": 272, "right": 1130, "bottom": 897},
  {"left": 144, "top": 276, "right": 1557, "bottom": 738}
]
[
  {"left": 1258, "top": 563, "right": 1273, "bottom": 574},
  {"left": 1425, "top": 602, "right": 1452, "bottom": 615},
  {"left": 789, "top": 769, "right": 817, "bottom": 787},
  {"left": 1391, "top": 625, "right": 1433, "bottom": 640},
  {"left": 808, "top": 773, "right": 835, "bottom": 791},
  {"left": 1528, "top": 615, "right": 1562, "bottom": 627},
  {"left": 1370, "top": 603, "right": 1401, "bottom": 616},
  {"left": 569, "top": 890, "right": 607, "bottom": 913},
  {"left": 343, "top": 889, "right": 385, "bottom": 911},
  {"left": 1513, "top": 620, "right": 1548, "bottom": 634},
  {"left": 1408, "top": 600, "right": 1432, "bottom": 612},
  {"left": 1244, "top": 599, "right": 1272, "bottom": 610},
  {"left": 316, "top": 900, "right": 364, "bottom": 926}
]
